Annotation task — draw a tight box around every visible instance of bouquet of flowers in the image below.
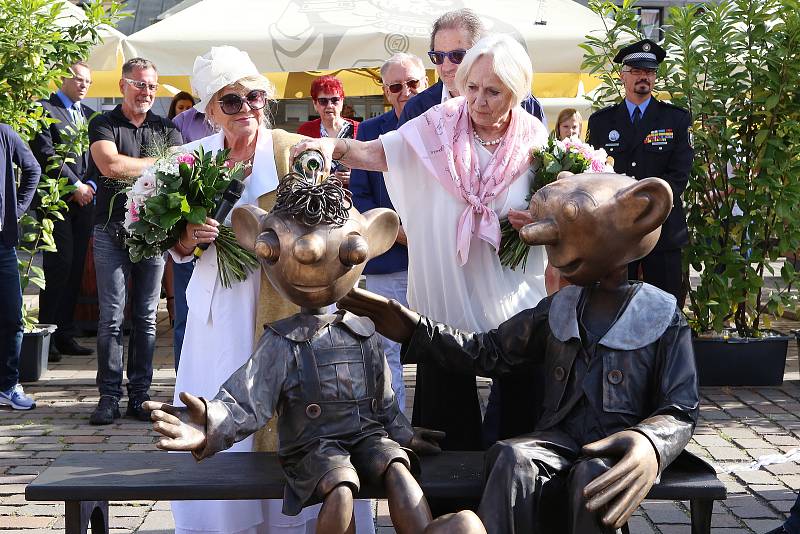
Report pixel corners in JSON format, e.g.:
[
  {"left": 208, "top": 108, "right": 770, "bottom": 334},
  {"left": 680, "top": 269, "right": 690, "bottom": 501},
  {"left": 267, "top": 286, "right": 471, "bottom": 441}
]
[
  {"left": 124, "top": 147, "right": 259, "bottom": 287},
  {"left": 498, "top": 135, "right": 615, "bottom": 270}
]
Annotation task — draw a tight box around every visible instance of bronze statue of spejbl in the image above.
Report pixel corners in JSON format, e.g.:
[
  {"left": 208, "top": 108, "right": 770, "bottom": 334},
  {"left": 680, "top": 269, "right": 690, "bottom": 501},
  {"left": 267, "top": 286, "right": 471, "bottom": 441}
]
[
  {"left": 341, "top": 173, "right": 700, "bottom": 533},
  {"left": 144, "top": 175, "right": 485, "bottom": 534}
]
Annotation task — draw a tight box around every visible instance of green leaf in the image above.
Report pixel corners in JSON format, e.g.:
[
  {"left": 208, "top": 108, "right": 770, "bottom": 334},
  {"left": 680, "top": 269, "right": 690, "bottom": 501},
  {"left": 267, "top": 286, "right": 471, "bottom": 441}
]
[{"left": 185, "top": 206, "right": 207, "bottom": 225}]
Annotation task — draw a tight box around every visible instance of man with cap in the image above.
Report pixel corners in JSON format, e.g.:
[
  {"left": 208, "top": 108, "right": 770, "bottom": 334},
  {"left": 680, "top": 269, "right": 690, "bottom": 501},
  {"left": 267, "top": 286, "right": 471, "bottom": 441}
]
[{"left": 587, "top": 39, "right": 693, "bottom": 303}]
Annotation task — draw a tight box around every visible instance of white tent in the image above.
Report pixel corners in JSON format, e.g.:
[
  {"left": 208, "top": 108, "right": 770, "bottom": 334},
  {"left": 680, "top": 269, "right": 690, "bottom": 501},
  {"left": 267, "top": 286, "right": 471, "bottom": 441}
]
[
  {"left": 123, "top": 0, "right": 603, "bottom": 76},
  {"left": 56, "top": 0, "right": 124, "bottom": 71}
]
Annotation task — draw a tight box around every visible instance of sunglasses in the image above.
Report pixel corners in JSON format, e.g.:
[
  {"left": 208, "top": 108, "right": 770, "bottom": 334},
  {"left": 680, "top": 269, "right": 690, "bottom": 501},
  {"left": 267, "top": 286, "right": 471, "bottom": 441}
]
[
  {"left": 385, "top": 79, "right": 421, "bottom": 94},
  {"left": 428, "top": 49, "right": 467, "bottom": 65},
  {"left": 315, "top": 96, "right": 341, "bottom": 106},
  {"left": 217, "top": 90, "right": 268, "bottom": 115},
  {"left": 123, "top": 78, "right": 158, "bottom": 92}
]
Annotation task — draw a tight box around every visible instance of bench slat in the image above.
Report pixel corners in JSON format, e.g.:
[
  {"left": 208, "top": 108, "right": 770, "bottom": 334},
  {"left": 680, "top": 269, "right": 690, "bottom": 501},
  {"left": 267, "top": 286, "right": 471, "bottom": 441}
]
[
  {"left": 25, "top": 452, "right": 485, "bottom": 502},
  {"left": 25, "top": 450, "right": 725, "bottom": 503}
]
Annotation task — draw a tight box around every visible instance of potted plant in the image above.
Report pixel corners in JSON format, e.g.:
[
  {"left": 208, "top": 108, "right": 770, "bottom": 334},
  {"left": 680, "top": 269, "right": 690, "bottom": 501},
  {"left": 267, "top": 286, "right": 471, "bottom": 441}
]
[
  {"left": 1, "top": 0, "right": 125, "bottom": 381},
  {"left": 582, "top": 0, "right": 800, "bottom": 385}
]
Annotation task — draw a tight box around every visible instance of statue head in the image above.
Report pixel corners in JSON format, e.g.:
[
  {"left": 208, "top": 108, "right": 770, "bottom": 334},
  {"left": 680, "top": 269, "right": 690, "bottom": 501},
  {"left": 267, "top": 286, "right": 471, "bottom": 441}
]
[
  {"left": 232, "top": 178, "right": 399, "bottom": 308},
  {"left": 520, "top": 173, "right": 673, "bottom": 286}
]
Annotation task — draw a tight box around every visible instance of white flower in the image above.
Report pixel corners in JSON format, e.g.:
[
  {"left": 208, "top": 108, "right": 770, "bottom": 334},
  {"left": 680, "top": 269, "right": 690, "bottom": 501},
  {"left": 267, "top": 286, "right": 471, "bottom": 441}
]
[{"left": 130, "top": 167, "right": 158, "bottom": 206}]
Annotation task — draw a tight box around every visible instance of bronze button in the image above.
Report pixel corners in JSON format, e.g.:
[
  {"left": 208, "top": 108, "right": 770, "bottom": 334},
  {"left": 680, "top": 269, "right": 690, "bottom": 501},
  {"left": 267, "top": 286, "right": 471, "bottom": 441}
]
[
  {"left": 305, "top": 403, "right": 321, "bottom": 419},
  {"left": 607, "top": 370, "right": 623, "bottom": 385},
  {"left": 554, "top": 366, "right": 566, "bottom": 381}
]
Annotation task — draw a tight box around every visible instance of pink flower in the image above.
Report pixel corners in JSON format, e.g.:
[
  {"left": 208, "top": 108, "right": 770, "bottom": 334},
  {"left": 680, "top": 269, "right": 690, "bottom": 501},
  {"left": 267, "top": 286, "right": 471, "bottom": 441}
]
[
  {"left": 590, "top": 158, "right": 607, "bottom": 173},
  {"left": 176, "top": 153, "right": 195, "bottom": 166}
]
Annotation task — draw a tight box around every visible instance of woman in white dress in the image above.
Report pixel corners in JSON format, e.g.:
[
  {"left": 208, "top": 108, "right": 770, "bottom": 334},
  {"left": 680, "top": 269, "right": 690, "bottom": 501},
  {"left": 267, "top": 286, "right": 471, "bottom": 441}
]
[
  {"left": 169, "top": 46, "right": 374, "bottom": 534},
  {"left": 291, "top": 34, "right": 549, "bottom": 453}
]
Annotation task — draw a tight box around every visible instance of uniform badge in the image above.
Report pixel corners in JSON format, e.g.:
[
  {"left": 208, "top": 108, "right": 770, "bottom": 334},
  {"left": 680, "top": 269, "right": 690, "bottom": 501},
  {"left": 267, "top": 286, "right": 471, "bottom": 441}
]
[
  {"left": 608, "top": 130, "right": 620, "bottom": 142},
  {"left": 643, "top": 43, "right": 651, "bottom": 52}
]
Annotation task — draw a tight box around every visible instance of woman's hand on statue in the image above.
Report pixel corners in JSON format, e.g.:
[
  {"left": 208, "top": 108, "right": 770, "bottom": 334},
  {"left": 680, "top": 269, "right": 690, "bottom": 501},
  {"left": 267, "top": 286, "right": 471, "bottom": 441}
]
[
  {"left": 338, "top": 287, "right": 419, "bottom": 343},
  {"left": 409, "top": 427, "right": 446, "bottom": 455},
  {"left": 143, "top": 392, "right": 208, "bottom": 452},
  {"left": 183, "top": 217, "right": 219, "bottom": 249},
  {"left": 507, "top": 208, "right": 534, "bottom": 230},
  {"left": 581, "top": 429, "right": 659, "bottom": 528},
  {"left": 290, "top": 138, "right": 339, "bottom": 173}
]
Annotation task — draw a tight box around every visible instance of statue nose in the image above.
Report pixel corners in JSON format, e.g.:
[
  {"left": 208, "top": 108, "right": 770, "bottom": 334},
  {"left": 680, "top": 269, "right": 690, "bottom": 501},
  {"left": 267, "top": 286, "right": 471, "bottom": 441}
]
[{"left": 293, "top": 234, "right": 326, "bottom": 265}]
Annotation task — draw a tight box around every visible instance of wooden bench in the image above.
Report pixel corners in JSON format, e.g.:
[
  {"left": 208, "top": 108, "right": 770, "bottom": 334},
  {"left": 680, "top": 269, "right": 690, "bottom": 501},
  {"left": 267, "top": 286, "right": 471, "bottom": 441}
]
[{"left": 25, "top": 450, "right": 725, "bottom": 534}]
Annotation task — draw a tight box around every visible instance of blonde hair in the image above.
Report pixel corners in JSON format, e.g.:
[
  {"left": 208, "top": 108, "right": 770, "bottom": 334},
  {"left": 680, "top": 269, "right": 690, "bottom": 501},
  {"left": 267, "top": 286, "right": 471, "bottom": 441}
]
[
  {"left": 454, "top": 34, "right": 532, "bottom": 107},
  {"left": 553, "top": 108, "right": 583, "bottom": 139}
]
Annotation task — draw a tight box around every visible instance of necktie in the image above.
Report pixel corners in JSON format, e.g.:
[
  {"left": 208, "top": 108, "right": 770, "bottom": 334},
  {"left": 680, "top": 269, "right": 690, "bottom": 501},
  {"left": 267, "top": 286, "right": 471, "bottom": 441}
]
[
  {"left": 632, "top": 106, "right": 642, "bottom": 128},
  {"left": 71, "top": 104, "right": 84, "bottom": 125}
]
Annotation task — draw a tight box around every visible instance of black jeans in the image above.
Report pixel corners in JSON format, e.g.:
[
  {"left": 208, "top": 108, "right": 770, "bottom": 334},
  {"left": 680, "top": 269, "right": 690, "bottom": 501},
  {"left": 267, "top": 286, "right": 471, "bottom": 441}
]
[
  {"left": 38, "top": 201, "right": 93, "bottom": 339},
  {"left": 0, "top": 243, "right": 23, "bottom": 391}
]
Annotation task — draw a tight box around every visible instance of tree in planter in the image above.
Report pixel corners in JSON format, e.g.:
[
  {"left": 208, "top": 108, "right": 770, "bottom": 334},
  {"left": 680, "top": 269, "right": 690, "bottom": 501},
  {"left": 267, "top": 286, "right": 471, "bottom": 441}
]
[
  {"left": 582, "top": 0, "right": 800, "bottom": 337},
  {"left": 661, "top": 0, "right": 800, "bottom": 337},
  {"left": 0, "top": 0, "right": 125, "bottom": 140},
  {"left": 17, "top": 122, "right": 91, "bottom": 331},
  {"left": 0, "top": 0, "right": 125, "bottom": 330}
]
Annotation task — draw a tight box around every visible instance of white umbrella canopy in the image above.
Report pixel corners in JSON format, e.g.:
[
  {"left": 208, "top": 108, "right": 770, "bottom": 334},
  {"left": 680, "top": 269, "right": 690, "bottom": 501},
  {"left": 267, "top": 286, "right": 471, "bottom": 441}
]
[
  {"left": 122, "top": 0, "right": 606, "bottom": 76},
  {"left": 56, "top": 0, "right": 124, "bottom": 71}
]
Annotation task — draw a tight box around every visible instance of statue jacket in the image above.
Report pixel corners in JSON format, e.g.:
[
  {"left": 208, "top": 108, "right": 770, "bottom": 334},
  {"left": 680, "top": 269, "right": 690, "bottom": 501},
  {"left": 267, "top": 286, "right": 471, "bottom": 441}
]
[
  {"left": 405, "top": 282, "right": 699, "bottom": 474},
  {"left": 196, "top": 310, "right": 414, "bottom": 461}
]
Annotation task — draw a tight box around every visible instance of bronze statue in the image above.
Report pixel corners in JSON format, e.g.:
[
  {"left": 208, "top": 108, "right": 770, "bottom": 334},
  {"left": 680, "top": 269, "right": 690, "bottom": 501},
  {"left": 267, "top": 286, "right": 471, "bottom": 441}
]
[
  {"left": 341, "top": 173, "right": 700, "bottom": 533},
  {"left": 144, "top": 174, "right": 485, "bottom": 534}
]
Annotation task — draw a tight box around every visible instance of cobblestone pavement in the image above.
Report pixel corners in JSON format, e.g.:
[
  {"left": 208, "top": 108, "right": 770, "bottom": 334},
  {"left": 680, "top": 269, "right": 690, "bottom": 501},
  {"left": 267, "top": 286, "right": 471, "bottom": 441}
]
[{"left": 4, "top": 303, "right": 800, "bottom": 533}]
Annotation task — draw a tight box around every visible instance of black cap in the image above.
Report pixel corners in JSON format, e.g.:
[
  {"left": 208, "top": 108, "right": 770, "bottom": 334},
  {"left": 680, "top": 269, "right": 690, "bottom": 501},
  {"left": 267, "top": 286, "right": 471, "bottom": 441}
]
[{"left": 613, "top": 39, "right": 666, "bottom": 69}]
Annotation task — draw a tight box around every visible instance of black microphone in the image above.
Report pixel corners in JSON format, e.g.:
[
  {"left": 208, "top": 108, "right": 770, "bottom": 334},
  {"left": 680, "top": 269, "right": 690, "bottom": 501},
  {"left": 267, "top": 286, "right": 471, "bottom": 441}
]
[{"left": 197, "top": 179, "right": 245, "bottom": 251}]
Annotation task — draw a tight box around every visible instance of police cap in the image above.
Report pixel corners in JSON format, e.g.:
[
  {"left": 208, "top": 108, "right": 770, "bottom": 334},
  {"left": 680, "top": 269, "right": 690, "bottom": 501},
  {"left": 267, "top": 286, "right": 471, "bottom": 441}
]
[{"left": 613, "top": 39, "right": 666, "bottom": 70}]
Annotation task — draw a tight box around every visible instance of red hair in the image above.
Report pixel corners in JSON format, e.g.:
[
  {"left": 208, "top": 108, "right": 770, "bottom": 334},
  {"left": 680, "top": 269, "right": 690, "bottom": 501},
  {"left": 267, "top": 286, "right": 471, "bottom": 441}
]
[{"left": 310, "top": 76, "right": 344, "bottom": 100}]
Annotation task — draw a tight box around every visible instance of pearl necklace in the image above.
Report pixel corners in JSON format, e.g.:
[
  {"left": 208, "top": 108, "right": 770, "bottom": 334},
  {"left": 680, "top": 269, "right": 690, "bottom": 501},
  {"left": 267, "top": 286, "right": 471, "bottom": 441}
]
[{"left": 473, "top": 132, "right": 504, "bottom": 146}]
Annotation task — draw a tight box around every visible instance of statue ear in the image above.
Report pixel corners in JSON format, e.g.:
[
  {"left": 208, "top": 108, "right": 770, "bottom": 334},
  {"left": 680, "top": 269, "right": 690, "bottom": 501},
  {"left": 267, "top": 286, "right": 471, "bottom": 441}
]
[
  {"left": 232, "top": 205, "right": 268, "bottom": 252},
  {"left": 614, "top": 177, "right": 673, "bottom": 237},
  {"left": 362, "top": 208, "right": 400, "bottom": 258}
]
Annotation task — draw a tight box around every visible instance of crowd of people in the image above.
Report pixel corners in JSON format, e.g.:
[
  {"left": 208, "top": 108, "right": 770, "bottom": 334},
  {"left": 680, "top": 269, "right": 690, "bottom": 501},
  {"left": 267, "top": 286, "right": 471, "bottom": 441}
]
[{"left": 0, "top": 5, "right": 724, "bottom": 534}]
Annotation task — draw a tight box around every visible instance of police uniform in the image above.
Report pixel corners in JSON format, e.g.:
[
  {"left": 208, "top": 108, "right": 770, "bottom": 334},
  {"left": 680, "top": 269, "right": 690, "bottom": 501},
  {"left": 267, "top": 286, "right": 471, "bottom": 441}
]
[{"left": 587, "top": 40, "right": 693, "bottom": 302}]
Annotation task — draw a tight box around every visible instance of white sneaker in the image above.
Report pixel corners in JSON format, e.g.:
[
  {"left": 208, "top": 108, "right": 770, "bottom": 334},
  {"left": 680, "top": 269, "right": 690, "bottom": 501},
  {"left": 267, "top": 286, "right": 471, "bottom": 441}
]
[{"left": 0, "top": 384, "right": 36, "bottom": 410}]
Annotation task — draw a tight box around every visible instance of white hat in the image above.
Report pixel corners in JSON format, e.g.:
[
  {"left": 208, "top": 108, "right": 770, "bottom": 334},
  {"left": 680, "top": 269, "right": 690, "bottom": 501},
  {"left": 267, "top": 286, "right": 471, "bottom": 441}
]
[{"left": 191, "top": 46, "right": 261, "bottom": 114}]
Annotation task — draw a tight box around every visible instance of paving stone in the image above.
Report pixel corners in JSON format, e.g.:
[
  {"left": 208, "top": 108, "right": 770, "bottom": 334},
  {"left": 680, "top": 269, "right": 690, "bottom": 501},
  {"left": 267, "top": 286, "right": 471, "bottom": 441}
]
[
  {"left": 136, "top": 510, "right": 173, "bottom": 533},
  {"left": 694, "top": 435, "right": 733, "bottom": 447},
  {"left": 737, "top": 470, "right": 782, "bottom": 485},
  {"left": 743, "top": 518, "right": 784, "bottom": 531},
  {"left": 0, "top": 515, "right": 53, "bottom": 528},
  {"left": 708, "top": 447, "right": 750, "bottom": 461},
  {"left": 766, "top": 435, "right": 800, "bottom": 446}
]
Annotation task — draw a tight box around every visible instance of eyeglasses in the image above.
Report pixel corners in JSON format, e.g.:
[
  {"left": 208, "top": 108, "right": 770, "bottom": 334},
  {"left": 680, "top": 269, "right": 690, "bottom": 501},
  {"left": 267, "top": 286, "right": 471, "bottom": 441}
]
[
  {"left": 69, "top": 76, "right": 92, "bottom": 86},
  {"left": 217, "top": 90, "right": 268, "bottom": 115},
  {"left": 123, "top": 78, "right": 159, "bottom": 92},
  {"left": 314, "top": 96, "right": 341, "bottom": 106},
  {"left": 428, "top": 49, "right": 467, "bottom": 65},
  {"left": 384, "top": 79, "right": 421, "bottom": 94},
  {"left": 622, "top": 67, "right": 657, "bottom": 76}
]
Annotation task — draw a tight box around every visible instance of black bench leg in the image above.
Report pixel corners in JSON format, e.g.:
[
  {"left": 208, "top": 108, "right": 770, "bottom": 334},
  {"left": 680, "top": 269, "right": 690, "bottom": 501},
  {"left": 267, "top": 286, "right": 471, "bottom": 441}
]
[
  {"left": 65, "top": 501, "right": 109, "bottom": 534},
  {"left": 690, "top": 498, "right": 713, "bottom": 534}
]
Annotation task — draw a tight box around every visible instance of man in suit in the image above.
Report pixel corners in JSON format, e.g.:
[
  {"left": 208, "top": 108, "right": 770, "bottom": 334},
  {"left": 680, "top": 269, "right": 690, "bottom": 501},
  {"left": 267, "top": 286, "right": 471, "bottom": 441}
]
[
  {"left": 398, "top": 8, "right": 546, "bottom": 127},
  {"left": 30, "top": 61, "right": 96, "bottom": 358},
  {"left": 349, "top": 52, "right": 428, "bottom": 413},
  {"left": 587, "top": 39, "right": 693, "bottom": 303}
]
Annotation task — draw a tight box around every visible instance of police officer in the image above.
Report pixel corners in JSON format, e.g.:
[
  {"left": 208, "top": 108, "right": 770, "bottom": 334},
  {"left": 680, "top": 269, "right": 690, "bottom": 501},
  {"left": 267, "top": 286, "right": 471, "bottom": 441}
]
[{"left": 587, "top": 39, "right": 693, "bottom": 302}]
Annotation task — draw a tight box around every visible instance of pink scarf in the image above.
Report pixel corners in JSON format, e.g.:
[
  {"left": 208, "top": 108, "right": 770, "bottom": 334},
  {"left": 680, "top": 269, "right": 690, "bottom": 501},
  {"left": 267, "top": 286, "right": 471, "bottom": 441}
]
[{"left": 397, "top": 96, "right": 546, "bottom": 266}]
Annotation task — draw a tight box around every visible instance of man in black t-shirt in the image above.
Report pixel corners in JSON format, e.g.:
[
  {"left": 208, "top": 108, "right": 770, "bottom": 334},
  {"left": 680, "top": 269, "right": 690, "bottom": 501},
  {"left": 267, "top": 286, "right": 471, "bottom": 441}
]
[{"left": 86, "top": 57, "right": 182, "bottom": 425}]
